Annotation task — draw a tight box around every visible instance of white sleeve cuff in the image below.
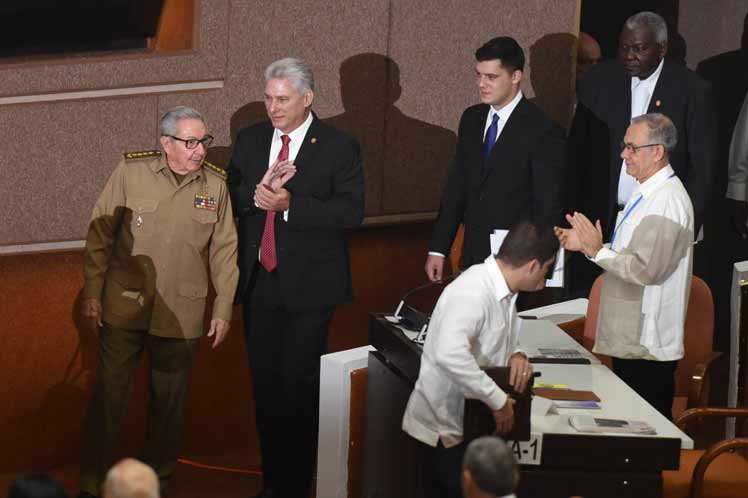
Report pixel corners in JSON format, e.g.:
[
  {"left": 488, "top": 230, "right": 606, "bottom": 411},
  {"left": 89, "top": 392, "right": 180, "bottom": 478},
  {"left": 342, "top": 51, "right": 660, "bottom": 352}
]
[
  {"left": 592, "top": 246, "right": 616, "bottom": 263},
  {"left": 428, "top": 252, "right": 446, "bottom": 258},
  {"left": 485, "top": 386, "right": 508, "bottom": 411}
]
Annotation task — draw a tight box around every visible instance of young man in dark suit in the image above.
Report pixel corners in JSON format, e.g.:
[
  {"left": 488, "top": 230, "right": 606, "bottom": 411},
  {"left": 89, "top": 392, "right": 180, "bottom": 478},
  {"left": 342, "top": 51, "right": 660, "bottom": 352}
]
[
  {"left": 425, "top": 37, "right": 566, "bottom": 282},
  {"left": 227, "top": 57, "right": 364, "bottom": 498}
]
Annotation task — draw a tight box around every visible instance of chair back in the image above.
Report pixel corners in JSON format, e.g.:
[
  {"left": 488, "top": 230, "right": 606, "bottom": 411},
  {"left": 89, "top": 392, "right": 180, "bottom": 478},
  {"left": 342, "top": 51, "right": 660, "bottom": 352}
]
[
  {"left": 677, "top": 276, "right": 714, "bottom": 397},
  {"left": 582, "top": 274, "right": 604, "bottom": 351}
]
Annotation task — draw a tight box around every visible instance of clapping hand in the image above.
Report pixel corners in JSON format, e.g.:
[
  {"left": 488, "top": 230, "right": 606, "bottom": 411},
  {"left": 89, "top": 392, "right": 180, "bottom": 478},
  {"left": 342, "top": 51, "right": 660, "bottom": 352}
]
[{"left": 555, "top": 212, "right": 603, "bottom": 259}]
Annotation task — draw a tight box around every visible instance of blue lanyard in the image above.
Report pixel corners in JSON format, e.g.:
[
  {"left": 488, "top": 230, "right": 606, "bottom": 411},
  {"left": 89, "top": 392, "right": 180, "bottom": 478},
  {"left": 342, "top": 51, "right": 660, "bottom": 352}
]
[
  {"left": 610, "top": 196, "right": 642, "bottom": 244},
  {"left": 610, "top": 173, "right": 676, "bottom": 245}
]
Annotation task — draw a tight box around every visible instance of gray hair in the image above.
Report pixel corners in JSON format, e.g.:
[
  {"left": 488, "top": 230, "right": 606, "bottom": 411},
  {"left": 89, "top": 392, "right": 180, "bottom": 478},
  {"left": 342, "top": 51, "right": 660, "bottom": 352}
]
[
  {"left": 265, "top": 57, "right": 315, "bottom": 95},
  {"left": 462, "top": 436, "right": 517, "bottom": 496},
  {"left": 631, "top": 112, "right": 678, "bottom": 153},
  {"left": 625, "top": 11, "right": 668, "bottom": 44},
  {"left": 159, "top": 106, "right": 206, "bottom": 137}
]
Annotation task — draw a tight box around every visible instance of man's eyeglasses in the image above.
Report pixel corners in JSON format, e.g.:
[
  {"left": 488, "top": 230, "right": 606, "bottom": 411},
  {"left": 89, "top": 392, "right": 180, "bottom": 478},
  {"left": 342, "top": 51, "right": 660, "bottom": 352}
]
[
  {"left": 168, "top": 135, "right": 214, "bottom": 149},
  {"left": 620, "top": 141, "right": 661, "bottom": 154}
]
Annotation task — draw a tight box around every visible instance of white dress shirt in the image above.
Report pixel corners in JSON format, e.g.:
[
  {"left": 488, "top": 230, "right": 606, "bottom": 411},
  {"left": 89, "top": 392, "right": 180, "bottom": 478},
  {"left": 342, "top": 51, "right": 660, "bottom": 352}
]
[
  {"left": 482, "top": 90, "right": 523, "bottom": 143},
  {"left": 256, "top": 111, "right": 313, "bottom": 226},
  {"left": 594, "top": 164, "right": 693, "bottom": 361},
  {"left": 402, "top": 256, "right": 521, "bottom": 448},
  {"left": 428, "top": 91, "right": 523, "bottom": 259},
  {"left": 618, "top": 58, "right": 665, "bottom": 205},
  {"left": 727, "top": 92, "right": 748, "bottom": 202}
]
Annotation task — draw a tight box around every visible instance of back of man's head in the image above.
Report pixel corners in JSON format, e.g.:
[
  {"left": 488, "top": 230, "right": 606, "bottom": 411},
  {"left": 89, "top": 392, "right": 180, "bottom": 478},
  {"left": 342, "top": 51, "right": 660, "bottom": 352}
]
[
  {"left": 462, "top": 436, "right": 518, "bottom": 497},
  {"left": 102, "top": 459, "right": 159, "bottom": 498},
  {"left": 497, "top": 220, "right": 559, "bottom": 268}
]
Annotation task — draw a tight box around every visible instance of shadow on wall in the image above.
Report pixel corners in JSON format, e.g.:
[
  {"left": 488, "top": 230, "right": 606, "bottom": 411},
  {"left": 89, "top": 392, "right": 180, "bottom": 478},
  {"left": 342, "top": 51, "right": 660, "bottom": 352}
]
[
  {"left": 208, "top": 54, "right": 457, "bottom": 219},
  {"left": 326, "top": 53, "right": 457, "bottom": 216},
  {"left": 528, "top": 33, "right": 576, "bottom": 129},
  {"left": 207, "top": 101, "right": 269, "bottom": 170},
  {"left": 0, "top": 289, "right": 101, "bottom": 471}
]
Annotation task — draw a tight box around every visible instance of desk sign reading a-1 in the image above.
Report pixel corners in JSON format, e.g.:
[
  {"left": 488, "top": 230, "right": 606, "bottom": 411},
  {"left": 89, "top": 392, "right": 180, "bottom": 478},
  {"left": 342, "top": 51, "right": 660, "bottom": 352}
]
[{"left": 507, "top": 433, "right": 543, "bottom": 465}]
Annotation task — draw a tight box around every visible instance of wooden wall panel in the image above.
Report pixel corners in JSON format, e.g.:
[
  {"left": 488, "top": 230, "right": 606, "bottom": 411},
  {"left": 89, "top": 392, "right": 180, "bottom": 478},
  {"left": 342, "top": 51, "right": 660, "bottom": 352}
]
[{"left": 0, "top": 222, "right": 431, "bottom": 476}]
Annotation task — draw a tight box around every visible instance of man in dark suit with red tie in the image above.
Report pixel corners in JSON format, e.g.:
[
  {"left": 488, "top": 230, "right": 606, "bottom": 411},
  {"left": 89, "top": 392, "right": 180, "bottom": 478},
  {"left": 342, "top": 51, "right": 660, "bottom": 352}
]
[
  {"left": 227, "top": 57, "right": 364, "bottom": 498},
  {"left": 425, "top": 36, "right": 566, "bottom": 282}
]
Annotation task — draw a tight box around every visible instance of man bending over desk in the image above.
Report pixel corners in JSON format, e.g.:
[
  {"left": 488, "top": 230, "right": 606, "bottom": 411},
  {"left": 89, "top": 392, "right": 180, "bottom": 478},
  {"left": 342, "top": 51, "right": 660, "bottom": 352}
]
[
  {"left": 556, "top": 113, "right": 694, "bottom": 420},
  {"left": 402, "top": 220, "right": 558, "bottom": 498}
]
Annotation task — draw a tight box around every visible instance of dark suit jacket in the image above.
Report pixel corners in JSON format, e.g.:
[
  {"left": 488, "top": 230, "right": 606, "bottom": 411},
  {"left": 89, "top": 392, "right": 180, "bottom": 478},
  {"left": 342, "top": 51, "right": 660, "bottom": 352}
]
[
  {"left": 429, "top": 98, "right": 566, "bottom": 267},
  {"left": 572, "top": 58, "right": 717, "bottom": 235},
  {"left": 227, "top": 115, "right": 364, "bottom": 310}
]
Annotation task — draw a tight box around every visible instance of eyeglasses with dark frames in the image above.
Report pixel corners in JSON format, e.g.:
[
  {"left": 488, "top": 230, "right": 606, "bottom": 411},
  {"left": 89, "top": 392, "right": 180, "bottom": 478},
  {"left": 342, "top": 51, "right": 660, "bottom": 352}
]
[
  {"left": 620, "top": 141, "right": 661, "bottom": 154},
  {"left": 168, "top": 135, "right": 214, "bottom": 149}
]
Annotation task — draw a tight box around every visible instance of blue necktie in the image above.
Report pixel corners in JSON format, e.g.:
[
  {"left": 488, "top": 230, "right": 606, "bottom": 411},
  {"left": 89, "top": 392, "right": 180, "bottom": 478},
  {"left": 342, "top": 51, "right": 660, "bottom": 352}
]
[{"left": 483, "top": 114, "right": 499, "bottom": 161}]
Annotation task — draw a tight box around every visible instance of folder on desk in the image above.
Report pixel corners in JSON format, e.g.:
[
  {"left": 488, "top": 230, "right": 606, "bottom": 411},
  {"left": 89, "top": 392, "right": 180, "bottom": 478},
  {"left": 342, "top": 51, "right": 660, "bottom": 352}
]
[
  {"left": 534, "top": 388, "right": 600, "bottom": 402},
  {"left": 463, "top": 367, "right": 532, "bottom": 442}
]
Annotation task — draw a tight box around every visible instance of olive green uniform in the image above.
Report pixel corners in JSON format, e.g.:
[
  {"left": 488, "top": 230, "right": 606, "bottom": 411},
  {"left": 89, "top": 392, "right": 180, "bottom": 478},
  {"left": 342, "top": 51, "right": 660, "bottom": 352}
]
[{"left": 79, "top": 151, "right": 238, "bottom": 495}]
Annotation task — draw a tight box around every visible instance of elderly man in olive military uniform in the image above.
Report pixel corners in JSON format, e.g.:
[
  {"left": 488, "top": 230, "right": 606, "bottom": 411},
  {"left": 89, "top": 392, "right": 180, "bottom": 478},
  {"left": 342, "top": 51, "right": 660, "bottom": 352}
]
[{"left": 78, "top": 106, "right": 238, "bottom": 498}]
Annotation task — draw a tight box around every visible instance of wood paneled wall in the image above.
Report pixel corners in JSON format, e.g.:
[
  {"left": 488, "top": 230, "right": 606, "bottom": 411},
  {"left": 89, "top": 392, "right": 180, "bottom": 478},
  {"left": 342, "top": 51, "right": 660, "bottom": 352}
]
[{"left": 0, "top": 223, "right": 431, "bottom": 475}]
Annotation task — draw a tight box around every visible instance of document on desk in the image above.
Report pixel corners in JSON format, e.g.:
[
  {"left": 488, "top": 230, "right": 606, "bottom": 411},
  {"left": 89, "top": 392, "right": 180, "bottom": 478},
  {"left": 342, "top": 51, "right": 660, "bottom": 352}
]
[
  {"left": 569, "top": 415, "right": 657, "bottom": 435},
  {"left": 490, "top": 229, "right": 564, "bottom": 287}
]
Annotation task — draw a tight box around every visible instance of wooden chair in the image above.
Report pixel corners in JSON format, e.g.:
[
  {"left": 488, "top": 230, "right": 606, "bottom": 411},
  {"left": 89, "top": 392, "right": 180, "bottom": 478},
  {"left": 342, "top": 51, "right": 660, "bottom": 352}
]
[
  {"left": 574, "top": 275, "right": 721, "bottom": 417},
  {"left": 662, "top": 407, "right": 748, "bottom": 498}
]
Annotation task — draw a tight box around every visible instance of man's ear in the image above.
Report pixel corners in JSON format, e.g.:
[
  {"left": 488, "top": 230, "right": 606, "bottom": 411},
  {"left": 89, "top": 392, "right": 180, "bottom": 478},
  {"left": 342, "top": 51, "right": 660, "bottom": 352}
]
[
  {"left": 659, "top": 40, "right": 668, "bottom": 58},
  {"left": 525, "top": 258, "right": 541, "bottom": 275},
  {"left": 511, "top": 69, "right": 523, "bottom": 85},
  {"left": 303, "top": 90, "right": 315, "bottom": 108}
]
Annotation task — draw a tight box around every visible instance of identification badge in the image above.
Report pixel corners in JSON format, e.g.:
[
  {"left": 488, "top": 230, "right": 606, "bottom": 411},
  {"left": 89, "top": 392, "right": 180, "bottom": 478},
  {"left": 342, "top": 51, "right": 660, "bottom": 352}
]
[{"left": 194, "top": 194, "right": 217, "bottom": 211}]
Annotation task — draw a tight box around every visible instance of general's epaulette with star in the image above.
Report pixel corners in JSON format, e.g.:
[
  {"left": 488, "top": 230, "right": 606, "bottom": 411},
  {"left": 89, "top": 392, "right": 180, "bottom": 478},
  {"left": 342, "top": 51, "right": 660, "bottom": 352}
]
[
  {"left": 203, "top": 160, "right": 227, "bottom": 179},
  {"left": 123, "top": 150, "right": 162, "bottom": 160}
]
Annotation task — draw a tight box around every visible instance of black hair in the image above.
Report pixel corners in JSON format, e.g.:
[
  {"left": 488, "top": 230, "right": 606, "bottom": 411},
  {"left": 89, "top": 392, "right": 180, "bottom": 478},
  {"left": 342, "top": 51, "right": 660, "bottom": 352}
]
[
  {"left": 497, "top": 219, "right": 559, "bottom": 267},
  {"left": 475, "top": 37, "right": 525, "bottom": 72}
]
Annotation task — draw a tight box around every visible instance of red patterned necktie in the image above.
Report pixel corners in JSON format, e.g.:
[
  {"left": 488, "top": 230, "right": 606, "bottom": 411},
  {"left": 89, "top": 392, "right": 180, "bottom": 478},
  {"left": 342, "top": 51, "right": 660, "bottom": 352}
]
[{"left": 259, "top": 134, "right": 290, "bottom": 272}]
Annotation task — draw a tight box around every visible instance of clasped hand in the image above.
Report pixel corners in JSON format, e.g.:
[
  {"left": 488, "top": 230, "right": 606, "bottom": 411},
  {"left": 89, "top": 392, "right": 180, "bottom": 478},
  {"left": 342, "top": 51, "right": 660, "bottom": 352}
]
[{"left": 254, "top": 159, "right": 296, "bottom": 212}]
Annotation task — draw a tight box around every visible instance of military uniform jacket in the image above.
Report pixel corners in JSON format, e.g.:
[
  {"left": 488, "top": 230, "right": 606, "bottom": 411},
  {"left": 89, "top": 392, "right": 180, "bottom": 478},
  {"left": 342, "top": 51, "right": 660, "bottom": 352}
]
[{"left": 83, "top": 151, "right": 239, "bottom": 339}]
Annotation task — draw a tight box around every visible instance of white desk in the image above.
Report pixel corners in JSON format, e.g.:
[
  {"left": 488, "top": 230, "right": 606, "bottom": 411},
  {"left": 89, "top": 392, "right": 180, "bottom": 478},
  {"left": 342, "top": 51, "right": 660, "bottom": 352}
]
[
  {"left": 518, "top": 318, "right": 692, "bottom": 449},
  {"left": 531, "top": 363, "right": 693, "bottom": 449}
]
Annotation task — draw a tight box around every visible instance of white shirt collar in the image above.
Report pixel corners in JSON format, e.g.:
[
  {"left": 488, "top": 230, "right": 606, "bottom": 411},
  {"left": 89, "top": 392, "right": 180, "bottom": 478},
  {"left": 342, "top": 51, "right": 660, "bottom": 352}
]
[
  {"left": 488, "top": 89, "right": 523, "bottom": 123},
  {"left": 631, "top": 58, "right": 664, "bottom": 91},
  {"left": 484, "top": 255, "right": 514, "bottom": 303},
  {"left": 273, "top": 110, "right": 313, "bottom": 143},
  {"left": 635, "top": 163, "right": 675, "bottom": 198}
]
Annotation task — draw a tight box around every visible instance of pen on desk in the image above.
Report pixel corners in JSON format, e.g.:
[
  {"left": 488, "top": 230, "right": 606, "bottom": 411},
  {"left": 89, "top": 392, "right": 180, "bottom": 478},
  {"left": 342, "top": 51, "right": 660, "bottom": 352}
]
[{"left": 521, "top": 315, "right": 539, "bottom": 320}]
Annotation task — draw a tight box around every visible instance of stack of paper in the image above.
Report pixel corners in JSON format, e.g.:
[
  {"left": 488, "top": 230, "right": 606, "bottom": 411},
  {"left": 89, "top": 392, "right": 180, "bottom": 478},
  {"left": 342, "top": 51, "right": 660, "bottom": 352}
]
[{"left": 569, "top": 415, "right": 657, "bottom": 435}]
